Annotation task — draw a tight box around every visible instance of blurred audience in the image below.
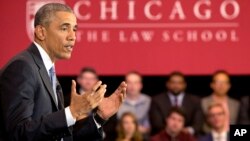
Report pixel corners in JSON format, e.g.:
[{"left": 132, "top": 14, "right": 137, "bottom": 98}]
[
  {"left": 238, "top": 96, "right": 250, "bottom": 124},
  {"left": 150, "top": 71, "right": 203, "bottom": 135},
  {"left": 77, "top": 67, "right": 98, "bottom": 94},
  {"left": 116, "top": 112, "right": 143, "bottom": 141},
  {"left": 199, "top": 103, "right": 229, "bottom": 141},
  {"left": 118, "top": 71, "right": 151, "bottom": 139},
  {"left": 201, "top": 70, "right": 239, "bottom": 133},
  {"left": 150, "top": 107, "right": 196, "bottom": 141}
]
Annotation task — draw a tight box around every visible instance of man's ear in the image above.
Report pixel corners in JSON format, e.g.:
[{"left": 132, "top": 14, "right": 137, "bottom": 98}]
[{"left": 34, "top": 25, "right": 46, "bottom": 40}]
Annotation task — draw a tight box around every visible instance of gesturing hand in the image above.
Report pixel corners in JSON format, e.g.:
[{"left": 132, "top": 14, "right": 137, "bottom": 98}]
[
  {"left": 69, "top": 80, "right": 106, "bottom": 121},
  {"left": 97, "top": 81, "right": 127, "bottom": 120}
]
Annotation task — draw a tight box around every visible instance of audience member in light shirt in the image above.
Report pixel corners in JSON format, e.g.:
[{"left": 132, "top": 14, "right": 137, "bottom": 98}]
[
  {"left": 201, "top": 70, "right": 239, "bottom": 133},
  {"left": 118, "top": 71, "right": 151, "bottom": 139}
]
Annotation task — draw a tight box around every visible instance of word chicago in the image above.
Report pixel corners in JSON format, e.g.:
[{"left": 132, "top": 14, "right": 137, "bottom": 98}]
[{"left": 71, "top": 0, "right": 240, "bottom": 43}]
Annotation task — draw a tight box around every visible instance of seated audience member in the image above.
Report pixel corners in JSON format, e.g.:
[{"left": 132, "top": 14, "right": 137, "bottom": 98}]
[
  {"left": 150, "top": 107, "right": 196, "bottom": 141},
  {"left": 77, "top": 67, "right": 99, "bottom": 94},
  {"left": 199, "top": 103, "right": 229, "bottom": 141},
  {"left": 116, "top": 112, "right": 143, "bottom": 141},
  {"left": 201, "top": 70, "right": 239, "bottom": 133},
  {"left": 150, "top": 72, "right": 203, "bottom": 135},
  {"left": 117, "top": 71, "right": 151, "bottom": 137},
  {"left": 238, "top": 96, "right": 250, "bottom": 124}
]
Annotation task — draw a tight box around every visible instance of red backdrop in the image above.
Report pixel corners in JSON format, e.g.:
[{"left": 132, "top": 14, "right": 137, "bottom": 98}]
[{"left": 0, "top": 0, "right": 249, "bottom": 75}]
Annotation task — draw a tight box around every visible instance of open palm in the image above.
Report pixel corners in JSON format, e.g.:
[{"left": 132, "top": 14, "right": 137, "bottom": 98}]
[{"left": 97, "top": 82, "right": 127, "bottom": 120}]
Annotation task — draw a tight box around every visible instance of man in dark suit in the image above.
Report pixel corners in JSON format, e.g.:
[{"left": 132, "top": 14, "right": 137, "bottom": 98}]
[
  {"left": 149, "top": 72, "right": 203, "bottom": 135},
  {"left": 0, "top": 3, "right": 127, "bottom": 141}
]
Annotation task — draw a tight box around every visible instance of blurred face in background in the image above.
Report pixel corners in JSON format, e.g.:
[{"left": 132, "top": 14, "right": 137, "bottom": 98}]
[
  {"left": 167, "top": 75, "right": 186, "bottom": 95},
  {"left": 211, "top": 73, "right": 231, "bottom": 96},
  {"left": 208, "top": 105, "right": 226, "bottom": 131},
  {"left": 77, "top": 71, "right": 98, "bottom": 92},
  {"left": 166, "top": 112, "right": 185, "bottom": 135},
  {"left": 125, "top": 73, "right": 143, "bottom": 97},
  {"left": 121, "top": 114, "right": 137, "bottom": 137}
]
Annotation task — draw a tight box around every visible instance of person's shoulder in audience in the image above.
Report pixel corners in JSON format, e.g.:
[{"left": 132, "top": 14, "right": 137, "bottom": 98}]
[
  {"left": 228, "top": 96, "right": 240, "bottom": 105},
  {"left": 201, "top": 95, "right": 213, "bottom": 110},
  {"left": 151, "top": 92, "right": 167, "bottom": 101},
  {"left": 198, "top": 133, "right": 212, "bottom": 141},
  {"left": 201, "top": 95, "right": 211, "bottom": 101},
  {"left": 150, "top": 130, "right": 196, "bottom": 141},
  {"left": 150, "top": 130, "right": 166, "bottom": 141},
  {"left": 240, "top": 95, "right": 249, "bottom": 104},
  {"left": 140, "top": 93, "right": 151, "bottom": 102},
  {"left": 185, "top": 93, "right": 201, "bottom": 101}
]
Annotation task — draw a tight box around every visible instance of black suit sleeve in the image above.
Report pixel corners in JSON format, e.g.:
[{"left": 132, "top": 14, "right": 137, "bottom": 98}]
[
  {"left": 73, "top": 115, "right": 103, "bottom": 141},
  {"left": 238, "top": 96, "right": 250, "bottom": 124},
  {"left": 149, "top": 98, "right": 165, "bottom": 135},
  {"left": 191, "top": 97, "right": 204, "bottom": 135},
  {"left": 0, "top": 60, "right": 70, "bottom": 140}
]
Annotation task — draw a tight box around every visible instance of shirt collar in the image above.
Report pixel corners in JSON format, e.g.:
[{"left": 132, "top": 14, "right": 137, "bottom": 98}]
[
  {"left": 211, "top": 130, "right": 227, "bottom": 139},
  {"left": 33, "top": 41, "right": 54, "bottom": 75},
  {"left": 168, "top": 92, "right": 185, "bottom": 98},
  {"left": 124, "top": 94, "right": 145, "bottom": 105}
]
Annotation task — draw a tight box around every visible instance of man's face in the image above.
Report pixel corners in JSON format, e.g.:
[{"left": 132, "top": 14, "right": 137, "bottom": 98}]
[
  {"left": 211, "top": 73, "right": 231, "bottom": 96},
  {"left": 167, "top": 75, "right": 186, "bottom": 95},
  {"left": 77, "top": 72, "right": 98, "bottom": 92},
  {"left": 208, "top": 106, "right": 226, "bottom": 130},
  {"left": 166, "top": 113, "right": 184, "bottom": 134},
  {"left": 125, "top": 74, "right": 142, "bottom": 96},
  {"left": 36, "top": 11, "right": 77, "bottom": 61}
]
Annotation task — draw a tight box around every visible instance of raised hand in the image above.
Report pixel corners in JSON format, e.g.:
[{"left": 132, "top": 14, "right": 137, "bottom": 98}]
[
  {"left": 97, "top": 81, "right": 127, "bottom": 120},
  {"left": 69, "top": 80, "right": 106, "bottom": 121}
]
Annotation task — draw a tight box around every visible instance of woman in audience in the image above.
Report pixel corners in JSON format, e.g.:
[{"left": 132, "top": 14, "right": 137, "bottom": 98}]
[{"left": 116, "top": 112, "right": 143, "bottom": 141}]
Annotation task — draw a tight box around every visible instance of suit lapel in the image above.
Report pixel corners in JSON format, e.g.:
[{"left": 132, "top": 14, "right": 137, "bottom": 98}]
[
  {"left": 27, "top": 43, "right": 59, "bottom": 110},
  {"left": 228, "top": 98, "right": 238, "bottom": 124},
  {"left": 182, "top": 94, "right": 188, "bottom": 110},
  {"left": 161, "top": 92, "right": 172, "bottom": 115}
]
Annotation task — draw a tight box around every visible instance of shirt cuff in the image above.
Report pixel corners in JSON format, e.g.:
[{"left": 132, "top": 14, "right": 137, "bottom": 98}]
[
  {"left": 65, "top": 106, "right": 76, "bottom": 127},
  {"left": 93, "top": 113, "right": 102, "bottom": 129}
]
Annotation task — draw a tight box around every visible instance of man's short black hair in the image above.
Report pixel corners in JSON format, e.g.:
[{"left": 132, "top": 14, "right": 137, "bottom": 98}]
[
  {"left": 167, "top": 71, "right": 186, "bottom": 82},
  {"left": 212, "top": 70, "right": 230, "bottom": 83},
  {"left": 166, "top": 107, "right": 186, "bottom": 121}
]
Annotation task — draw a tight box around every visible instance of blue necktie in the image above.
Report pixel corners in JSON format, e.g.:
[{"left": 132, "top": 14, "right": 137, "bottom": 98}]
[
  {"left": 49, "top": 66, "right": 58, "bottom": 106},
  {"left": 50, "top": 66, "right": 63, "bottom": 140}
]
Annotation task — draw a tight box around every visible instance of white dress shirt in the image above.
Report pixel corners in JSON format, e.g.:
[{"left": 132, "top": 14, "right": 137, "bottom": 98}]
[
  {"left": 211, "top": 130, "right": 227, "bottom": 141},
  {"left": 168, "top": 92, "right": 185, "bottom": 107}
]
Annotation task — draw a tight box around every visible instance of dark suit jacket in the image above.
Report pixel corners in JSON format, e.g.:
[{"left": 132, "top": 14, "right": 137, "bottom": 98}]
[
  {"left": 238, "top": 96, "right": 250, "bottom": 124},
  {"left": 199, "top": 134, "right": 213, "bottom": 141},
  {"left": 0, "top": 44, "right": 102, "bottom": 141},
  {"left": 199, "top": 133, "right": 229, "bottom": 141},
  {"left": 150, "top": 130, "right": 196, "bottom": 141},
  {"left": 149, "top": 92, "right": 204, "bottom": 135}
]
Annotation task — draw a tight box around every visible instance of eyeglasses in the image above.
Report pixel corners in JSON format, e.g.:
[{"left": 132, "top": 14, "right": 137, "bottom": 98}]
[{"left": 208, "top": 112, "right": 225, "bottom": 118}]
